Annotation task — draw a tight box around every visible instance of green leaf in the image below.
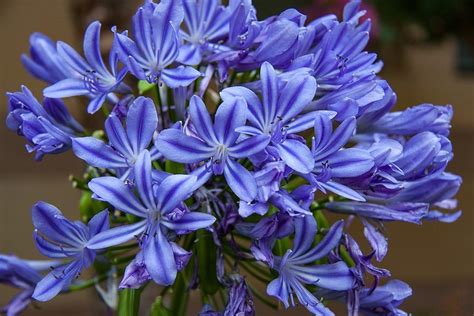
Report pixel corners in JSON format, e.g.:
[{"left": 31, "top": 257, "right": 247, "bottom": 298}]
[
  {"left": 165, "top": 160, "right": 185, "bottom": 174},
  {"left": 118, "top": 288, "right": 142, "bottom": 316},
  {"left": 150, "top": 297, "right": 171, "bottom": 316},
  {"left": 196, "top": 230, "right": 219, "bottom": 294},
  {"left": 138, "top": 80, "right": 156, "bottom": 95}
]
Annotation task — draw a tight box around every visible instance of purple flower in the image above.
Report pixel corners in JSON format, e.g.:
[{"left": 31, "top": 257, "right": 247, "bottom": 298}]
[
  {"left": 221, "top": 62, "right": 317, "bottom": 174},
  {"left": 318, "top": 279, "right": 412, "bottom": 316},
  {"left": 356, "top": 280, "right": 412, "bottom": 316},
  {"left": 308, "top": 112, "right": 374, "bottom": 201},
  {"left": 21, "top": 33, "right": 74, "bottom": 84},
  {"left": 31, "top": 202, "right": 109, "bottom": 301},
  {"left": 6, "top": 86, "right": 84, "bottom": 160},
  {"left": 156, "top": 95, "right": 270, "bottom": 201},
  {"left": 0, "top": 255, "right": 59, "bottom": 315},
  {"left": 326, "top": 201, "right": 428, "bottom": 261},
  {"left": 223, "top": 276, "right": 255, "bottom": 316},
  {"left": 86, "top": 150, "right": 215, "bottom": 285},
  {"left": 113, "top": 0, "right": 201, "bottom": 87},
  {"left": 365, "top": 104, "right": 453, "bottom": 137},
  {"left": 119, "top": 242, "right": 191, "bottom": 289},
  {"left": 341, "top": 234, "right": 391, "bottom": 286},
  {"left": 178, "top": 0, "right": 232, "bottom": 65},
  {"left": 266, "top": 216, "right": 354, "bottom": 315},
  {"left": 72, "top": 97, "right": 160, "bottom": 179},
  {"left": 236, "top": 211, "right": 293, "bottom": 265},
  {"left": 43, "top": 21, "right": 130, "bottom": 114}
]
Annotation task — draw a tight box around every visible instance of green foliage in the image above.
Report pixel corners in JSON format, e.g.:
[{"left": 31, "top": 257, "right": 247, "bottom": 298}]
[
  {"left": 138, "top": 80, "right": 156, "bottom": 95},
  {"left": 196, "top": 230, "right": 219, "bottom": 295}
]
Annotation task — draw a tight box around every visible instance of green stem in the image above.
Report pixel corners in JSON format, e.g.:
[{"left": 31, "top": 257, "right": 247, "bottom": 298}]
[
  {"left": 169, "top": 272, "right": 189, "bottom": 316},
  {"left": 155, "top": 84, "right": 166, "bottom": 128},
  {"left": 69, "top": 274, "right": 109, "bottom": 292},
  {"left": 118, "top": 288, "right": 142, "bottom": 316}
]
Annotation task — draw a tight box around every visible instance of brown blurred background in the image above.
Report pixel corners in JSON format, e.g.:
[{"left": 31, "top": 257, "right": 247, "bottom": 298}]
[{"left": 0, "top": 0, "right": 473, "bottom": 315}]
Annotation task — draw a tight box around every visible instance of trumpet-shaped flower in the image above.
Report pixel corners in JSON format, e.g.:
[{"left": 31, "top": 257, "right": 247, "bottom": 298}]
[
  {"left": 43, "top": 21, "right": 130, "bottom": 114},
  {"left": 21, "top": 33, "right": 74, "bottom": 84},
  {"left": 72, "top": 97, "right": 160, "bottom": 179},
  {"left": 113, "top": 0, "right": 201, "bottom": 87},
  {"left": 6, "top": 86, "right": 84, "bottom": 160},
  {"left": 221, "top": 62, "right": 317, "bottom": 174},
  {"left": 86, "top": 150, "right": 216, "bottom": 285},
  {"left": 31, "top": 203, "right": 109, "bottom": 301},
  {"left": 156, "top": 95, "right": 270, "bottom": 201},
  {"left": 178, "top": 0, "right": 232, "bottom": 65},
  {"left": 266, "top": 216, "right": 354, "bottom": 315},
  {"left": 0, "top": 255, "right": 59, "bottom": 315}
]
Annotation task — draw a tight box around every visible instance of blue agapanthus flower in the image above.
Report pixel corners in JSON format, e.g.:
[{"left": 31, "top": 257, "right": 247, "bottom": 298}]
[
  {"left": 178, "top": 0, "right": 232, "bottom": 65},
  {"left": 113, "top": 0, "right": 201, "bottom": 87},
  {"left": 266, "top": 216, "right": 354, "bottom": 315},
  {"left": 31, "top": 202, "right": 109, "bottom": 301},
  {"left": 21, "top": 33, "right": 74, "bottom": 84},
  {"left": 73, "top": 96, "right": 161, "bottom": 179},
  {"left": 317, "top": 279, "right": 412, "bottom": 316},
  {"left": 86, "top": 150, "right": 215, "bottom": 285},
  {"left": 221, "top": 62, "right": 317, "bottom": 174},
  {"left": 3, "top": 0, "right": 462, "bottom": 314},
  {"left": 43, "top": 21, "right": 130, "bottom": 114},
  {"left": 0, "top": 255, "right": 59, "bottom": 315},
  {"left": 6, "top": 86, "right": 84, "bottom": 160},
  {"left": 156, "top": 95, "right": 270, "bottom": 201}
]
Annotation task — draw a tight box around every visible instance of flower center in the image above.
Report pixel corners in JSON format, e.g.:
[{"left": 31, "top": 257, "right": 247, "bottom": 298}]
[{"left": 211, "top": 144, "right": 228, "bottom": 175}]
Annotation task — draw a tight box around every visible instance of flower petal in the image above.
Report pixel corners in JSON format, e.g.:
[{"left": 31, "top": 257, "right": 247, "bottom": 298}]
[
  {"left": 293, "top": 261, "right": 354, "bottom": 291},
  {"left": 86, "top": 220, "right": 147, "bottom": 249},
  {"left": 214, "top": 97, "right": 247, "bottom": 146},
  {"left": 220, "top": 86, "right": 265, "bottom": 129},
  {"left": 144, "top": 229, "right": 177, "bottom": 285},
  {"left": 155, "top": 129, "right": 214, "bottom": 163},
  {"left": 133, "top": 150, "right": 157, "bottom": 210},
  {"left": 43, "top": 78, "right": 89, "bottom": 98},
  {"left": 260, "top": 62, "right": 278, "bottom": 126},
  {"left": 292, "top": 215, "right": 317, "bottom": 257},
  {"left": 105, "top": 114, "right": 134, "bottom": 158},
  {"left": 189, "top": 95, "right": 218, "bottom": 145},
  {"left": 162, "top": 212, "right": 216, "bottom": 231},
  {"left": 156, "top": 174, "right": 197, "bottom": 214},
  {"left": 32, "top": 260, "right": 82, "bottom": 301},
  {"left": 126, "top": 97, "right": 158, "bottom": 153},
  {"left": 83, "top": 22, "right": 108, "bottom": 75},
  {"left": 277, "top": 75, "right": 316, "bottom": 123},
  {"left": 161, "top": 66, "right": 201, "bottom": 88},
  {"left": 228, "top": 135, "right": 270, "bottom": 158},
  {"left": 87, "top": 209, "right": 110, "bottom": 237},
  {"left": 224, "top": 159, "right": 257, "bottom": 201},
  {"left": 72, "top": 137, "right": 127, "bottom": 169},
  {"left": 32, "top": 201, "right": 85, "bottom": 247},
  {"left": 294, "top": 220, "right": 344, "bottom": 264},
  {"left": 88, "top": 177, "right": 147, "bottom": 217},
  {"left": 328, "top": 148, "right": 374, "bottom": 178},
  {"left": 276, "top": 139, "right": 314, "bottom": 174}
]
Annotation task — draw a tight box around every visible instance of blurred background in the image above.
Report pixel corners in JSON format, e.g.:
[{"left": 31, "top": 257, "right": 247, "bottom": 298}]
[{"left": 0, "top": 0, "right": 473, "bottom": 315}]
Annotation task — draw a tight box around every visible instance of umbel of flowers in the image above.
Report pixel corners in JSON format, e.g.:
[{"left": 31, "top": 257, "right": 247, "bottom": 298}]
[{"left": 3, "top": 0, "right": 461, "bottom": 315}]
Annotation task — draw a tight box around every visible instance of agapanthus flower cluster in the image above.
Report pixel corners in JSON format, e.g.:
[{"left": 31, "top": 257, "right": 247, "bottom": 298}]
[{"left": 3, "top": 0, "right": 462, "bottom": 315}]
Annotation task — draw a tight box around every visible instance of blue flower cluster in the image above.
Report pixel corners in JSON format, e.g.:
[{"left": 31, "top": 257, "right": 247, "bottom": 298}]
[{"left": 3, "top": 0, "right": 461, "bottom": 315}]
